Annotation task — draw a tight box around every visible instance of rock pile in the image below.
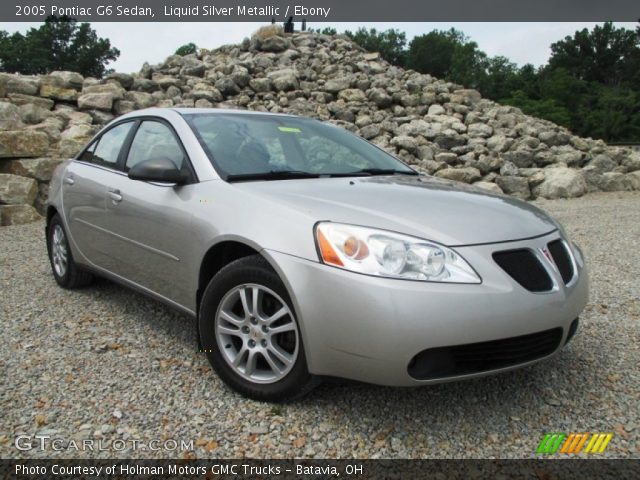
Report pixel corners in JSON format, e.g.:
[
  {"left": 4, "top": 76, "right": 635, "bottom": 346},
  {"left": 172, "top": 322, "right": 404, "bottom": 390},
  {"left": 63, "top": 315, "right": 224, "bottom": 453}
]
[{"left": 1, "top": 26, "right": 639, "bottom": 225}]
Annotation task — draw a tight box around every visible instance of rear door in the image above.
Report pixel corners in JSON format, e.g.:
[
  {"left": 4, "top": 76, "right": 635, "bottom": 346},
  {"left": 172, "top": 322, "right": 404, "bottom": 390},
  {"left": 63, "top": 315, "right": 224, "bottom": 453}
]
[
  {"left": 62, "top": 121, "right": 135, "bottom": 270},
  {"left": 102, "top": 119, "right": 197, "bottom": 307}
]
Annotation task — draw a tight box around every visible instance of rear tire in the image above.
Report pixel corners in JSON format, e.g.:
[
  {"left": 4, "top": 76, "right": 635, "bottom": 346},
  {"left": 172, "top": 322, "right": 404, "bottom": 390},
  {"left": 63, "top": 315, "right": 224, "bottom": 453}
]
[
  {"left": 47, "top": 214, "right": 93, "bottom": 289},
  {"left": 199, "top": 255, "right": 319, "bottom": 401}
]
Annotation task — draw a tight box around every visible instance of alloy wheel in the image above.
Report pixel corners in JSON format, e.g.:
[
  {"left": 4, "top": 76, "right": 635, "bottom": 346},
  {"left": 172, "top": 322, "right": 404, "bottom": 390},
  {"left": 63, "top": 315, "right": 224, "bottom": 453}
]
[
  {"left": 215, "top": 283, "right": 299, "bottom": 384},
  {"left": 51, "top": 224, "right": 68, "bottom": 278}
]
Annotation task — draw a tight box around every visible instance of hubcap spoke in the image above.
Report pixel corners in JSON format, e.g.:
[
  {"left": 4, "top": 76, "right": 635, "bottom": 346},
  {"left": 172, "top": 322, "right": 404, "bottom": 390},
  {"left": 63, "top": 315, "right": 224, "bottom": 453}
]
[
  {"left": 219, "top": 310, "right": 244, "bottom": 326},
  {"left": 217, "top": 325, "right": 242, "bottom": 337},
  {"left": 268, "top": 343, "right": 294, "bottom": 366},
  {"left": 269, "top": 322, "right": 296, "bottom": 335},
  {"left": 251, "top": 287, "right": 261, "bottom": 317},
  {"left": 265, "top": 307, "right": 288, "bottom": 326},
  {"left": 245, "top": 350, "right": 258, "bottom": 375},
  {"left": 263, "top": 350, "right": 283, "bottom": 374},
  {"left": 233, "top": 346, "right": 248, "bottom": 367},
  {"left": 238, "top": 288, "right": 251, "bottom": 319}
]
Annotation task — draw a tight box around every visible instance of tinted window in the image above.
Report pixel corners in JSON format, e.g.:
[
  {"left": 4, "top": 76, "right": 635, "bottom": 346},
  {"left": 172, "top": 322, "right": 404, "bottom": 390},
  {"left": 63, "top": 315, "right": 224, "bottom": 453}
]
[
  {"left": 185, "top": 114, "right": 415, "bottom": 177},
  {"left": 126, "top": 121, "right": 184, "bottom": 172},
  {"left": 92, "top": 122, "right": 134, "bottom": 169}
]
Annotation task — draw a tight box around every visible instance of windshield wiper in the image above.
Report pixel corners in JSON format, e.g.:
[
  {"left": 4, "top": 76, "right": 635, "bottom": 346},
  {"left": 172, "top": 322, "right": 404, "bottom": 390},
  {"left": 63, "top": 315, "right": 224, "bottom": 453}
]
[
  {"left": 344, "top": 168, "right": 419, "bottom": 176},
  {"left": 226, "top": 170, "right": 321, "bottom": 182}
]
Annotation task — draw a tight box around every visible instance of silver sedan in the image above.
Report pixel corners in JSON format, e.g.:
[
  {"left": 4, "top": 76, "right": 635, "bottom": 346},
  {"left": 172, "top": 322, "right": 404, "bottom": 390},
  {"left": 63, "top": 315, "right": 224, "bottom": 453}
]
[{"left": 46, "top": 108, "right": 589, "bottom": 401}]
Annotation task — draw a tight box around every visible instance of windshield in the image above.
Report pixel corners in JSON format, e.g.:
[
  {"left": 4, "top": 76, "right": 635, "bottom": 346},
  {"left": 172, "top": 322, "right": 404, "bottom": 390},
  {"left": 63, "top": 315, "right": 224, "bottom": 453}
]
[{"left": 183, "top": 113, "right": 416, "bottom": 180}]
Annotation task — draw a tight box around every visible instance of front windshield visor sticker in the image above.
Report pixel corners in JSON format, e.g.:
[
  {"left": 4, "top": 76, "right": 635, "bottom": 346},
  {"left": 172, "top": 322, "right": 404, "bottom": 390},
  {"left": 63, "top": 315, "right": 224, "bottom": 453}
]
[{"left": 278, "top": 126, "right": 301, "bottom": 133}]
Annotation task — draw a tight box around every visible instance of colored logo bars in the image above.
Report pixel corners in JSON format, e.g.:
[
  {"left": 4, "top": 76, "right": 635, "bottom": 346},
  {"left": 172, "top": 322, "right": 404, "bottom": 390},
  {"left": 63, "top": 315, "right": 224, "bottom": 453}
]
[{"left": 537, "top": 433, "right": 613, "bottom": 455}]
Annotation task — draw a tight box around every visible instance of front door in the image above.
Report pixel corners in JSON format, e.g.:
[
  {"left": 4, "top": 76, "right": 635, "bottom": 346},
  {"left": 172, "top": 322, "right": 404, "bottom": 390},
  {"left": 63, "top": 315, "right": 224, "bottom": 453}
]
[{"left": 102, "top": 120, "right": 196, "bottom": 308}]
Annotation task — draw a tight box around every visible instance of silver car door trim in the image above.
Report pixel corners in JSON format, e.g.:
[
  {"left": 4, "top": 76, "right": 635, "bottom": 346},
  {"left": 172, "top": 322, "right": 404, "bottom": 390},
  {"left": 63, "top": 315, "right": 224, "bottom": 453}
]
[{"left": 74, "top": 218, "right": 180, "bottom": 262}]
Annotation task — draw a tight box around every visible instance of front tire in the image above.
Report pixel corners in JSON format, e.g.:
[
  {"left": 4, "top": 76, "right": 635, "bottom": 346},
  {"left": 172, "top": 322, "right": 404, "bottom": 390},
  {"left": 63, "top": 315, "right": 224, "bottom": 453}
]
[
  {"left": 199, "top": 255, "right": 318, "bottom": 401},
  {"left": 47, "top": 214, "right": 93, "bottom": 289}
]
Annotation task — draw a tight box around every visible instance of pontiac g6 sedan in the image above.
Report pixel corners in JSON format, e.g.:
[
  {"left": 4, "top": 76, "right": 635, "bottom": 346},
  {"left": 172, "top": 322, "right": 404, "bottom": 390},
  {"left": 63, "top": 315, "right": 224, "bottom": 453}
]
[{"left": 46, "top": 108, "right": 588, "bottom": 401}]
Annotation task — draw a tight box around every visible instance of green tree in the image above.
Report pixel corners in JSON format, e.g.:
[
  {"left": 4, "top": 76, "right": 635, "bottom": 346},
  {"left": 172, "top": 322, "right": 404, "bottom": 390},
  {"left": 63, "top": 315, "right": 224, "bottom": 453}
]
[
  {"left": 0, "top": 16, "right": 119, "bottom": 77},
  {"left": 344, "top": 28, "right": 407, "bottom": 66},
  {"left": 405, "top": 29, "right": 488, "bottom": 90},
  {"left": 548, "top": 21, "right": 640, "bottom": 88},
  {"left": 175, "top": 42, "right": 198, "bottom": 56},
  {"left": 502, "top": 90, "right": 572, "bottom": 127},
  {"left": 310, "top": 27, "right": 337, "bottom": 35}
]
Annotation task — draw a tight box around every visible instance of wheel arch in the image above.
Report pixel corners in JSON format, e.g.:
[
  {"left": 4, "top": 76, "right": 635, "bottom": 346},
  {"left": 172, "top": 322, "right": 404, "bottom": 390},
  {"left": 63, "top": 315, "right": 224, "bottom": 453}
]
[
  {"left": 197, "top": 237, "right": 282, "bottom": 312},
  {"left": 45, "top": 206, "right": 59, "bottom": 254}
]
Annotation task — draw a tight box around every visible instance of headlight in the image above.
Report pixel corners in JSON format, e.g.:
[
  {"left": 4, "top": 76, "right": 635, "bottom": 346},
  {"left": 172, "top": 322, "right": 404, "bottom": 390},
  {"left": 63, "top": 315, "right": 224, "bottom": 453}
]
[{"left": 315, "top": 222, "right": 481, "bottom": 283}]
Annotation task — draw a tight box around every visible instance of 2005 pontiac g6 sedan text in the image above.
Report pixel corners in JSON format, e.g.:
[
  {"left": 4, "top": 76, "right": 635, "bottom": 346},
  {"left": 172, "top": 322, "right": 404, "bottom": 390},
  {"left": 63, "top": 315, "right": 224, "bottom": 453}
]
[{"left": 46, "top": 108, "right": 588, "bottom": 401}]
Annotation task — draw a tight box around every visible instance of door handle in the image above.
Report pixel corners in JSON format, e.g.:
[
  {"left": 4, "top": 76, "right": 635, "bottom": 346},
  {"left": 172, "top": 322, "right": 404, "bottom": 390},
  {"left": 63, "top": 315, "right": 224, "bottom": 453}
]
[
  {"left": 107, "top": 189, "right": 123, "bottom": 203},
  {"left": 64, "top": 175, "right": 75, "bottom": 185}
]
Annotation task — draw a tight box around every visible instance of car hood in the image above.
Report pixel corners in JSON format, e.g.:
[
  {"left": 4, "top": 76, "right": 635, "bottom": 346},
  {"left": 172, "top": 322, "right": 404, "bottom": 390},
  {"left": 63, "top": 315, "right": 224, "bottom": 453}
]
[{"left": 233, "top": 175, "right": 557, "bottom": 246}]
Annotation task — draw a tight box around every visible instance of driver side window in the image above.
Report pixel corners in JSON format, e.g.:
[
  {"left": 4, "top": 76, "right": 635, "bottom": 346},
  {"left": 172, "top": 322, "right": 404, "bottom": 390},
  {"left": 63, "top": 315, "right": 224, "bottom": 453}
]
[{"left": 126, "top": 121, "right": 185, "bottom": 172}]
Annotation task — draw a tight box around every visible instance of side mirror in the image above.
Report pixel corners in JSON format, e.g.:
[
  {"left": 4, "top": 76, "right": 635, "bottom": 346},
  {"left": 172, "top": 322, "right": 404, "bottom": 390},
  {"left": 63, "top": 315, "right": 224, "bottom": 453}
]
[{"left": 128, "top": 158, "right": 188, "bottom": 185}]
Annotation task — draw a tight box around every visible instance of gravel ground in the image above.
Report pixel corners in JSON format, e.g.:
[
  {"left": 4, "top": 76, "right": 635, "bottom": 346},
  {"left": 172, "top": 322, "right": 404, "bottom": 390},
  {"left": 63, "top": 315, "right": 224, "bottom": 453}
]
[{"left": 1, "top": 192, "right": 638, "bottom": 459}]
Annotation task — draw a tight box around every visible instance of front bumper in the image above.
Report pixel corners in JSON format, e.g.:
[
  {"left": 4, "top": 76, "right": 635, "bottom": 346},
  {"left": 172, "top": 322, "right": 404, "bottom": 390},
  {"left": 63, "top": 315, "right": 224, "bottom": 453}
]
[{"left": 263, "top": 231, "right": 589, "bottom": 386}]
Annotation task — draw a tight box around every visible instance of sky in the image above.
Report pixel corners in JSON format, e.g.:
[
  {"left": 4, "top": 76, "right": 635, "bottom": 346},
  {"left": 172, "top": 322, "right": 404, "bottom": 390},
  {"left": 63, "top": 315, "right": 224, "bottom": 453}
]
[{"left": 0, "top": 22, "right": 637, "bottom": 74}]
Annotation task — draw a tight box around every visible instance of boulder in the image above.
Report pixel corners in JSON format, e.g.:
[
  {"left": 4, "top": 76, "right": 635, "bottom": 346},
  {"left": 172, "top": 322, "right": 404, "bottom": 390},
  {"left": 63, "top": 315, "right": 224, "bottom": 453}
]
[
  {"left": 58, "top": 124, "right": 96, "bottom": 157},
  {"left": 267, "top": 69, "right": 299, "bottom": 91},
  {"left": 434, "top": 130, "right": 466, "bottom": 149},
  {"left": 0, "top": 173, "right": 38, "bottom": 204},
  {"left": 48, "top": 71, "right": 84, "bottom": 90},
  {"left": 598, "top": 172, "right": 634, "bottom": 192},
  {"left": 40, "top": 75, "right": 79, "bottom": 101},
  {"left": 338, "top": 89, "right": 367, "bottom": 103},
  {"left": 621, "top": 152, "right": 640, "bottom": 172},
  {"left": 107, "top": 72, "right": 135, "bottom": 89},
  {"left": 359, "top": 124, "right": 380, "bottom": 140},
  {"left": 0, "top": 102, "right": 23, "bottom": 130},
  {"left": 7, "top": 93, "right": 54, "bottom": 110},
  {"left": 77, "top": 93, "right": 115, "bottom": 111},
  {"left": 368, "top": 88, "right": 392, "bottom": 108},
  {"left": 324, "top": 77, "right": 353, "bottom": 93},
  {"left": 19, "top": 104, "right": 52, "bottom": 124},
  {"left": 215, "top": 77, "right": 241, "bottom": 96},
  {"left": 435, "top": 167, "right": 481, "bottom": 184},
  {"left": 0, "top": 157, "right": 63, "bottom": 182},
  {"left": 427, "top": 104, "right": 446, "bottom": 116},
  {"left": 467, "top": 123, "right": 493, "bottom": 138},
  {"left": 472, "top": 181, "right": 503, "bottom": 194},
  {"left": 0, "top": 74, "right": 40, "bottom": 96},
  {"left": 435, "top": 152, "right": 459, "bottom": 165},
  {"left": 0, "top": 204, "right": 42, "bottom": 226},
  {"left": 259, "top": 36, "right": 290, "bottom": 53},
  {"left": 0, "top": 130, "right": 49, "bottom": 158},
  {"left": 626, "top": 171, "right": 640, "bottom": 190},
  {"left": 496, "top": 176, "right": 531, "bottom": 200},
  {"left": 390, "top": 136, "right": 417, "bottom": 153},
  {"left": 532, "top": 167, "right": 587, "bottom": 199},
  {"left": 124, "top": 91, "right": 157, "bottom": 109},
  {"left": 249, "top": 77, "right": 272, "bottom": 93},
  {"left": 586, "top": 154, "right": 616, "bottom": 174},
  {"left": 189, "top": 85, "right": 223, "bottom": 103},
  {"left": 503, "top": 149, "right": 534, "bottom": 168}
]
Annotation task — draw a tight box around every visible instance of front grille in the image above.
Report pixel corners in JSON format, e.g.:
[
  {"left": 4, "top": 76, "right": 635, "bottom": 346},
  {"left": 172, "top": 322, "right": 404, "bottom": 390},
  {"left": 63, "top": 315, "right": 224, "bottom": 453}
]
[
  {"left": 408, "top": 328, "right": 563, "bottom": 380},
  {"left": 493, "top": 249, "right": 553, "bottom": 292},
  {"left": 548, "top": 240, "right": 574, "bottom": 284}
]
